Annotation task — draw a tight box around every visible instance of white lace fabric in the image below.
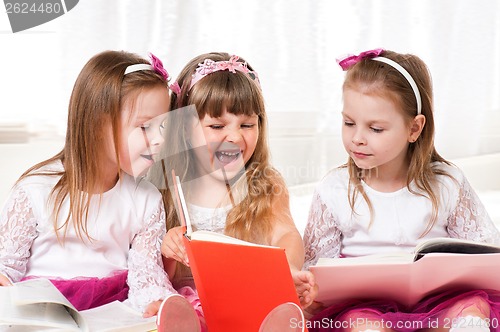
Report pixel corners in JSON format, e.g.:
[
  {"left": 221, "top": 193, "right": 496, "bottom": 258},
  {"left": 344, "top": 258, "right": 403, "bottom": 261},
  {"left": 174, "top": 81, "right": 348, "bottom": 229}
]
[
  {"left": 0, "top": 172, "right": 176, "bottom": 312},
  {"left": 126, "top": 200, "right": 176, "bottom": 310},
  {"left": 303, "top": 164, "right": 500, "bottom": 270},
  {"left": 303, "top": 192, "right": 343, "bottom": 270},
  {"left": 187, "top": 204, "right": 228, "bottom": 233},
  {"left": 446, "top": 176, "right": 500, "bottom": 244},
  {"left": 0, "top": 187, "right": 38, "bottom": 283}
]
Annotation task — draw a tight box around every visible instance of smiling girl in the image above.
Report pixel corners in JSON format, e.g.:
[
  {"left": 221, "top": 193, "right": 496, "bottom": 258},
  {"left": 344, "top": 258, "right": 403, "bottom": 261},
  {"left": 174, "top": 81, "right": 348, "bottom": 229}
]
[
  {"left": 0, "top": 50, "right": 176, "bottom": 316},
  {"left": 148, "top": 52, "right": 315, "bottom": 331}
]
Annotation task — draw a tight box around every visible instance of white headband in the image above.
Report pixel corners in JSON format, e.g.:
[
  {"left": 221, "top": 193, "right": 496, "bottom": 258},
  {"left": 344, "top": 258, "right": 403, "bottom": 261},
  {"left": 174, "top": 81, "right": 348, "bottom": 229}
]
[
  {"left": 372, "top": 57, "right": 422, "bottom": 115},
  {"left": 124, "top": 64, "right": 153, "bottom": 75}
]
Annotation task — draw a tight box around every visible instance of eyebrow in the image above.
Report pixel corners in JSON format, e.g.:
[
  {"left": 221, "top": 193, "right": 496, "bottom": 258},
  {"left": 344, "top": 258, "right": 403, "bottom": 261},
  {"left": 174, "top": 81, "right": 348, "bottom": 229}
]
[
  {"left": 341, "top": 113, "right": 390, "bottom": 125},
  {"left": 135, "top": 116, "right": 149, "bottom": 123},
  {"left": 135, "top": 113, "right": 163, "bottom": 123}
]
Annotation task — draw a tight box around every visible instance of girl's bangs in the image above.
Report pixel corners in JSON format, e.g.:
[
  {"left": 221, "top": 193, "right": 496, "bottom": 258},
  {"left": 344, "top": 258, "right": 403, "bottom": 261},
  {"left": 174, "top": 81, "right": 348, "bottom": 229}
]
[{"left": 191, "top": 72, "right": 263, "bottom": 118}]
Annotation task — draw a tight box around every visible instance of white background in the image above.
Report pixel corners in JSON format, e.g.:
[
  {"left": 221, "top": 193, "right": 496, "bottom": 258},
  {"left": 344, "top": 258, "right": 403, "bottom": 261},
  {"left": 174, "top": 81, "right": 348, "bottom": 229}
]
[{"left": 1, "top": 0, "right": 499, "bottom": 191}]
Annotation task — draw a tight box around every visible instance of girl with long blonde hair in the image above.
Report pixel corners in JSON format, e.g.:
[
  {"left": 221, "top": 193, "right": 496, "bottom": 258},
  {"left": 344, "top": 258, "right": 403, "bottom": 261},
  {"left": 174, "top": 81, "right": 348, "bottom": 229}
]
[{"left": 149, "top": 52, "right": 315, "bottom": 331}]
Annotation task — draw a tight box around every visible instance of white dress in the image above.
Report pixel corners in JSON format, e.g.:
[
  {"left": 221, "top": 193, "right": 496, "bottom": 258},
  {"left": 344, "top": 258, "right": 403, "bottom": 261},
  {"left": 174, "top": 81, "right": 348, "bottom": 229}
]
[
  {"left": 303, "top": 163, "right": 500, "bottom": 269},
  {"left": 0, "top": 162, "right": 175, "bottom": 311},
  {"left": 187, "top": 204, "right": 228, "bottom": 233}
]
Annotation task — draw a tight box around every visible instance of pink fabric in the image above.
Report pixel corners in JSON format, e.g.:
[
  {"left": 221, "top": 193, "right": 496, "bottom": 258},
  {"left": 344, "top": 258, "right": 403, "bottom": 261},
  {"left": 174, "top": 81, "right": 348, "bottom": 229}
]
[
  {"left": 177, "top": 285, "right": 208, "bottom": 332},
  {"left": 22, "top": 270, "right": 129, "bottom": 311},
  {"left": 309, "top": 289, "right": 500, "bottom": 332}
]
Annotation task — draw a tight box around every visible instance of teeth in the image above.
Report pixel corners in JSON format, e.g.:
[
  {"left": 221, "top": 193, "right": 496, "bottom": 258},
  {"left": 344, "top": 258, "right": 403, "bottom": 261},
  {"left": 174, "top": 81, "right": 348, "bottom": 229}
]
[
  {"left": 216, "top": 150, "right": 240, "bottom": 164},
  {"left": 219, "top": 151, "right": 239, "bottom": 156}
]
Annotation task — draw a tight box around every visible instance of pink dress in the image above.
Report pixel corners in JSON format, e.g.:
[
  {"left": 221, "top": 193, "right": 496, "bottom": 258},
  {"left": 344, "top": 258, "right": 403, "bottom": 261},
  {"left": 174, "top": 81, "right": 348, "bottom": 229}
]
[{"left": 22, "top": 271, "right": 129, "bottom": 311}]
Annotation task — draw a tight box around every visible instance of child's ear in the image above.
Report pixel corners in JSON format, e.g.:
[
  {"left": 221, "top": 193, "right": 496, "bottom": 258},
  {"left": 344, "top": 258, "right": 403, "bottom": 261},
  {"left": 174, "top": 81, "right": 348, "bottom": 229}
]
[{"left": 408, "top": 114, "right": 426, "bottom": 143}]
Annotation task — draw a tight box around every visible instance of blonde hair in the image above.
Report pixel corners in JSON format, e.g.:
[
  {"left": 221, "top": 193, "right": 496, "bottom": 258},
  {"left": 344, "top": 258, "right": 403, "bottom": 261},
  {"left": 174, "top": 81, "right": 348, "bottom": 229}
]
[
  {"left": 342, "top": 50, "right": 451, "bottom": 235},
  {"left": 17, "top": 50, "right": 169, "bottom": 241},
  {"left": 156, "top": 52, "right": 287, "bottom": 244}
]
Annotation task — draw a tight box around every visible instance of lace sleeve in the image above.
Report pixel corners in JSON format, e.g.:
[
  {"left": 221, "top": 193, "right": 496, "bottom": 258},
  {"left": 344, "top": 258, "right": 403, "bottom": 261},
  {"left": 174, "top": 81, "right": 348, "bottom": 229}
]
[
  {"left": 127, "top": 199, "right": 176, "bottom": 311},
  {"left": 0, "top": 186, "right": 38, "bottom": 282},
  {"left": 447, "top": 176, "right": 500, "bottom": 245},
  {"left": 303, "top": 191, "right": 342, "bottom": 270}
]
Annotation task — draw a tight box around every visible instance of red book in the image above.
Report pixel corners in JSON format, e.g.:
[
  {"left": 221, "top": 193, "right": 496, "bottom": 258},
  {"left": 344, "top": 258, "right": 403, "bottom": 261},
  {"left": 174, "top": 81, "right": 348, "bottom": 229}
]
[{"left": 172, "top": 174, "right": 302, "bottom": 331}]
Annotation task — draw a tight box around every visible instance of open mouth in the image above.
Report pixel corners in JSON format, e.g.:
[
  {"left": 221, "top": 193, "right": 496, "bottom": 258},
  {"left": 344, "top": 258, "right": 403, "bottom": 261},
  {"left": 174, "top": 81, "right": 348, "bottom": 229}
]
[{"left": 215, "top": 150, "right": 241, "bottom": 165}]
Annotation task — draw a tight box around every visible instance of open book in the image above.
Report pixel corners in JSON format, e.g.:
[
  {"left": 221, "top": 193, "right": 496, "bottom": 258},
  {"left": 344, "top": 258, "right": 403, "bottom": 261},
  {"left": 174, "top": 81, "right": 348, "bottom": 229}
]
[
  {"left": 310, "top": 238, "right": 500, "bottom": 308},
  {"left": 171, "top": 173, "right": 302, "bottom": 332},
  {"left": 0, "top": 278, "right": 157, "bottom": 332}
]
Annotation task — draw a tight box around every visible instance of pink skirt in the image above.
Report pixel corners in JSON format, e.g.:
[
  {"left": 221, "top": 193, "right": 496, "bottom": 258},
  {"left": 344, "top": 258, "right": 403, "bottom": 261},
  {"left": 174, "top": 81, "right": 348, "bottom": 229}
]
[
  {"left": 22, "top": 270, "right": 129, "bottom": 311},
  {"left": 177, "top": 285, "right": 204, "bottom": 318},
  {"left": 309, "top": 289, "right": 500, "bottom": 331}
]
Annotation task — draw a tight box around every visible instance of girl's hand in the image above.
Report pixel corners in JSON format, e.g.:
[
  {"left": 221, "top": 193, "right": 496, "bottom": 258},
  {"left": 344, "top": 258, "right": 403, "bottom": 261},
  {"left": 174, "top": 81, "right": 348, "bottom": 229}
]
[
  {"left": 161, "top": 226, "right": 189, "bottom": 266},
  {"left": 143, "top": 300, "right": 162, "bottom": 318},
  {"left": 0, "top": 273, "right": 12, "bottom": 286},
  {"left": 291, "top": 269, "right": 318, "bottom": 309},
  {"left": 303, "top": 301, "right": 325, "bottom": 320}
]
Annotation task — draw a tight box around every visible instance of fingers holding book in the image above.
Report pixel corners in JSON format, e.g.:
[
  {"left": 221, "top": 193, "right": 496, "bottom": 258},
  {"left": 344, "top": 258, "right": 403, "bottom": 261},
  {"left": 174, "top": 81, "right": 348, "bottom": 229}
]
[
  {"left": 291, "top": 269, "right": 317, "bottom": 308},
  {"left": 161, "top": 226, "right": 190, "bottom": 267},
  {"left": 0, "top": 273, "right": 13, "bottom": 286}
]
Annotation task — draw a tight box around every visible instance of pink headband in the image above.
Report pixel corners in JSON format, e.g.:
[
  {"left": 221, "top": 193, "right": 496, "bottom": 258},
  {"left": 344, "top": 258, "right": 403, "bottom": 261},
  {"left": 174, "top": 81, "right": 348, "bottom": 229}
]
[
  {"left": 337, "top": 48, "right": 422, "bottom": 115},
  {"left": 189, "top": 55, "right": 261, "bottom": 90},
  {"left": 124, "top": 53, "right": 181, "bottom": 95}
]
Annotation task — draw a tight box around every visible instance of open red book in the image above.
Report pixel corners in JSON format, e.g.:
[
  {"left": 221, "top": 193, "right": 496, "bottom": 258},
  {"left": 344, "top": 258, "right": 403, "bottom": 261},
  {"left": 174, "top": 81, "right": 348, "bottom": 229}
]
[{"left": 171, "top": 173, "right": 302, "bottom": 332}]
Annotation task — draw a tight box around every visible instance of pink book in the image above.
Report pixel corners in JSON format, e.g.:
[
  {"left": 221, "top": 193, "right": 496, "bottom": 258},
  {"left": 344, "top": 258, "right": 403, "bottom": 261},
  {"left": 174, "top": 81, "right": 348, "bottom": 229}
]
[{"left": 310, "top": 238, "right": 500, "bottom": 308}]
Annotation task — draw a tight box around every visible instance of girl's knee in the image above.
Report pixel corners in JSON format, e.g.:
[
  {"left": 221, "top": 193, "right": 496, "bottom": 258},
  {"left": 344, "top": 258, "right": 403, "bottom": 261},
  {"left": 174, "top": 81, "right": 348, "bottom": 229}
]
[
  {"left": 444, "top": 294, "right": 490, "bottom": 319},
  {"left": 341, "top": 310, "right": 393, "bottom": 332}
]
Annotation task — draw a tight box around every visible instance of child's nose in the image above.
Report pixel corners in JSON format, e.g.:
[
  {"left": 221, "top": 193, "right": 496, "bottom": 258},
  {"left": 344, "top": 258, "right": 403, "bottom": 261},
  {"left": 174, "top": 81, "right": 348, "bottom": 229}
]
[
  {"left": 149, "top": 129, "right": 165, "bottom": 146},
  {"left": 225, "top": 128, "right": 243, "bottom": 143},
  {"left": 352, "top": 131, "right": 366, "bottom": 145}
]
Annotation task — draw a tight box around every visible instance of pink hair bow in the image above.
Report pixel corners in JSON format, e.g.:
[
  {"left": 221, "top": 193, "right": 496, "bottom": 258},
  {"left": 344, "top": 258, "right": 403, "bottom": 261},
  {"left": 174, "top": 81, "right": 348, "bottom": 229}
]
[
  {"left": 217, "top": 55, "right": 244, "bottom": 73},
  {"left": 149, "top": 53, "right": 181, "bottom": 95},
  {"left": 337, "top": 48, "right": 384, "bottom": 71},
  {"left": 150, "top": 53, "right": 170, "bottom": 81}
]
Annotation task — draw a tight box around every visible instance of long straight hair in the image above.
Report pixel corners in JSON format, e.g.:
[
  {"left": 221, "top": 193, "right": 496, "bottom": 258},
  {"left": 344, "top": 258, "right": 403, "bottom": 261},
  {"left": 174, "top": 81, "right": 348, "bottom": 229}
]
[
  {"left": 17, "top": 50, "right": 169, "bottom": 241},
  {"left": 342, "top": 50, "right": 451, "bottom": 235}
]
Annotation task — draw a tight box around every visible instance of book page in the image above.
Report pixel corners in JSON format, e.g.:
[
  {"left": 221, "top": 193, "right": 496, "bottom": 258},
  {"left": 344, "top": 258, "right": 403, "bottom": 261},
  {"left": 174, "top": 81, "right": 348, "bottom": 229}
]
[
  {"left": 414, "top": 237, "right": 500, "bottom": 257},
  {"left": 12, "top": 279, "right": 75, "bottom": 308},
  {"left": 173, "top": 173, "right": 279, "bottom": 250},
  {"left": 311, "top": 252, "right": 500, "bottom": 308},
  {"left": 173, "top": 174, "right": 192, "bottom": 235},
  {"left": 190, "top": 230, "right": 277, "bottom": 248},
  {"left": 414, "top": 252, "right": 500, "bottom": 293},
  {"left": 79, "top": 301, "right": 156, "bottom": 332},
  {"left": 0, "top": 286, "right": 79, "bottom": 331},
  {"left": 0, "top": 325, "right": 75, "bottom": 331},
  {"left": 310, "top": 261, "right": 413, "bottom": 307},
  {"left": 315, "top": 252, "right": 414, "bottom": 266}
]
